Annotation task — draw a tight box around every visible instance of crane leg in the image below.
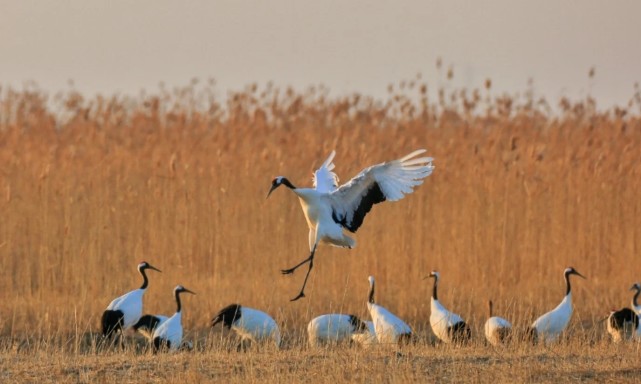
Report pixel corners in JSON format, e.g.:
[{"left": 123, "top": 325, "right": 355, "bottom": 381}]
[
  {"left": 281, "top": 243, "right": 317, "bottom": 275},
  {"left": 281, "top": 244, "right": 317, "bottom": 301},
  {"left": 290, "top": 256, "right": 314, "bottom": 301}
]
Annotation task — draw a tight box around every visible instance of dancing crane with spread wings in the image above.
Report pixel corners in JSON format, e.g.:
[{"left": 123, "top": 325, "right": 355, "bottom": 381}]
[{"left": 267, "top": 149, "right": 435, "bottom": 301}]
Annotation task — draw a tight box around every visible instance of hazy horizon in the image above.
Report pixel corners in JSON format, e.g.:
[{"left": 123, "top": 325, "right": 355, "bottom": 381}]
[{"left": 2, "top": 0, "right": 641, "bottom": 108}]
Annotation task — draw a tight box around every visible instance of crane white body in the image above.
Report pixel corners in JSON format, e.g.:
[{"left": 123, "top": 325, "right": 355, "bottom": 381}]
[
  {"left": 532, "top": 294, "right": 573, "bottom": 343},
  {"left": 427, "top": 271, "right": 471, "bottom": 344},
  {"left": 101, "top": 261, "right": 161, "bottom": 338},
  {"left": 268, "top": 150, "right": 434, "bottom": 301},
  {"left": 366, "top": 276, "right": 412, "bottom": 345},
  {"left": 212, "top": 304, "right": 281, "bottom": 348},
  {"left": 153, "top": 312, "right": 184, "bottom": 352},
  {"left": 485, "top": 317, "right": 512, "bottom": 346},
  {"left": 307, "top": 314, "right": 368, "bottom": 347},
  {"left": 134, "top": 314, "right": 193, "bottom": 350},
  {"left": 152, "top": 285, "right": 195, "bottom": 352},
  {"left": 530, "top": 267, "right": 585, "bottom": 344},
  {"left": 484, "top": 300, "right": 512, "bottom": 346},
  {"left": 105, "top": 289, "right": 146, "bottom": 330}
]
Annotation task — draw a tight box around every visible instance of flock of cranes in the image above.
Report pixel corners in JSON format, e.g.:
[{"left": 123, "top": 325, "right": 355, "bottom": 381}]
[
  {"left": 101, "top": 150, "right": 641, "bottom": 351},
  {"left": 102, "top": 262, "right": 641, "bottom": 351}
]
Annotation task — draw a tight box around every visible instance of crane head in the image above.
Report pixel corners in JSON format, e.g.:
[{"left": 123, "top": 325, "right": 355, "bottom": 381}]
[
  {"left": 267, "top": 176, "right": 295, "bottom": 198},
  {"left": 425, "top": 270, "right": 440, "bottom": 280},
  {"left": 175, "top": 285, "right": 196, "bottom": 295},
  {"left": 139, "top": 261, "right": 161, "bottom": 273},
  {"left": 565, "top": 267, "right": 586, "bottom": 279}
]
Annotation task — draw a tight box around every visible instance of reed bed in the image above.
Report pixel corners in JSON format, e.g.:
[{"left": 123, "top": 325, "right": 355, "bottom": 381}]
[{"left": 1, "top": 77, "right": 641, "bottom": 382}]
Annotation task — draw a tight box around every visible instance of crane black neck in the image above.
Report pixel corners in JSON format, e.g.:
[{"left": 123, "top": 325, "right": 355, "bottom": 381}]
[
  {"left": 139, "top": 267, "right": 149, "bottom": 290},
  {"left": 564, "top": 271, "right": 572, "bottom": 296},
  {"left": 280, "top": 178, "right": 296, "bottom": 190},
  {"left": 431, "top": 277, "right": 438, "bottom": 301},
  {"left": 368, "top": 281, "right": 375, "bottom": 304},
  {"left": 175, "top": 290, "right": 183, "bottom": 313},
  {"left": 633, "top": 288, "right": 640, "bottom": 308},
  {"left": 488, "top": 301, "right": 493, "bottom": 317}
]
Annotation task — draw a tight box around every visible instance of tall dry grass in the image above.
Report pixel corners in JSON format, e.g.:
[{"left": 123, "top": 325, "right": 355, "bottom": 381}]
[{"left": 0, "top": 76, "right": 640, "bottom": 357}]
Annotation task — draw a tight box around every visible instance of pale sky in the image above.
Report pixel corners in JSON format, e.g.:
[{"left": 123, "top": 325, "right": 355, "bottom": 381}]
[{"left": 2, "top": 0, "right": 640, "bottom": 108}]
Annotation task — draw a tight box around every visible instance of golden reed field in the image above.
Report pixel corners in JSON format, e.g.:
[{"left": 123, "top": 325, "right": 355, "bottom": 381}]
[{"left": 1, "top": 77, "right": 641, "bottom": 383}]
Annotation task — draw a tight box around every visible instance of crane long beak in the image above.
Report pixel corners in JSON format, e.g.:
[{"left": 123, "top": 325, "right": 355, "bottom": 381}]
[
  {"left": 184, "top": 288, "right": 196, "bottom": 295},
  {"left": 574, "top": 271, "right": 586, "bottom": 279},
  {"left": 148, "top": 265, "right": 162, "bottom": 273},
  {"left": 266, "top": 184, "right": 278, "bottom": 199}
]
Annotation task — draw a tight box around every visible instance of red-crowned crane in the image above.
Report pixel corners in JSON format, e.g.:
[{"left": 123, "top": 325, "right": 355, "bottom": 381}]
[
  {"left": 605, "top": 283, "right": 641, "bottom": 342},
  {"left": 606, "top": 308, "right": 639, "bottom": 343},
  {"left": 211, "top": 304, "right": 281, "bottom": 350},
  {"left": 151, "top": 285, "right": 195, "bottom": 352},
  {"left": 307, "top": 314, "right": 369, "bottom": 347},
  {"left": 133, "top": 314, "right": 193, "bottom": 351},
  {"left": 267, "top": 150, "right": 434, "bottom": 301},
  {"left": 101, "top": 261, "right": 161, "bottom": 341},
  {"left": 427, "top": 271, "right": 471, "bottom": 344},
  {"left": 529, "top": 267, "right": 585, "bottom": 344},
  {"left": 484, "top": 300, "right": 512, "bottom": 346},
  {"left": 366, "top": 276, "right": 412, "bottom": 345}
]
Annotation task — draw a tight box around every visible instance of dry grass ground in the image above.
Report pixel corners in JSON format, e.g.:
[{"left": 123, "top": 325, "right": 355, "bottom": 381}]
[
  {"left": 1, "top": 79, "right": 641, "bottom": 382},
  {"left": 2, "top": 336, "right": 641, "bottom": 383}
]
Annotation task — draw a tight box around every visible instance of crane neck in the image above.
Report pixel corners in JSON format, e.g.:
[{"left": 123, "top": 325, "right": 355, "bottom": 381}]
[
  {"left": 368, "top": 281, "right": 375, "bottom": 304},
  {"left": 139, "top": 267, "right": 149, "bottom": 290},
  {"left": 431, "top": 277, "right": 438, "bottom": 301},
  {"left": 564, "top": 271, "right": 572, "bottom": 296},
  {"left": 281, "top": 178, "right": 296, "bottom": 190},
  {"left": 633, "top": 288, "right": 640, "bottom": 308},
  {"left": 488, "top": 301, "right": 493, "bottom": 318},
  {"left": 175, "top": 290, "right": 183, "bottom": 313}
]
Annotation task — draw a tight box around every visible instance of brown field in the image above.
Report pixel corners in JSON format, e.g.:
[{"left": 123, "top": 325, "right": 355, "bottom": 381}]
[{"left": 1, "top": 79, "right": 641, "bottom": 383}]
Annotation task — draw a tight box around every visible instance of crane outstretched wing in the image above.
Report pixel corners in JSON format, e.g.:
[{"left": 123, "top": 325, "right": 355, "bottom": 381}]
[
  {"left": 328, "top": 149, "right": 434, "bottom": 232},
  {"left": 313, "top": 150, "right": 339, "bottom": 193}
]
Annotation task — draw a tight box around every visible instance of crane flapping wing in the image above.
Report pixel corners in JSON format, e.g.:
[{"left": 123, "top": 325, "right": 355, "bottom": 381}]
[
  {"left": 313, "top": 150, "right": 339, "bottom": 193},
  {"left": 328, "top": 149, "right": 434, "bottom": 233}
]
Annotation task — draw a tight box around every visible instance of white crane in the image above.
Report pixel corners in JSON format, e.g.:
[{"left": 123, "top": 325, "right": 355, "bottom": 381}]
[
  {"left": 133, "top": 314, "right": 194, "bottom": 351},
  {"left": 366, "top": 276, "right": 412, "bottom": 345},
  {"left": 267, "top": 149, "right": 434, "bottom": 301},
  {"left": 631, "top": 283, "right": 641, "bottom": 315},
  {"left": 307, "top": 314, "right": 369, "bottom": 347},
  {"left": 529, "top": 267, "right": 585, "bottom": 344},
  {"left": 606, "top": 307, "right": 639, "bottom": 343},
  {"left": 101, "top": 261, "right": 161, "bottom": 340},
  {"left": 484, "top": 300, "right": 512, "bottom": 346},
  {"left": 426, "top": 271, "right": 471, "bottom": 344},
  {"left": 151, "top": 285, "right": 196, "bottom": 352},
  {"left": 211, "top": 304, "right": 281, "bottom": 349}
]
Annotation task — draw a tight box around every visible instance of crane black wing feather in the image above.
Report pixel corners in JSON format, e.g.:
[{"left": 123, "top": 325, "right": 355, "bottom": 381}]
[
  {"left": 332, "top": 182, "right": 385, "bottom": 232},
  {"left": 328, "top": 150, "right": 434, "bottom": 233},
  {"left": 211, "top": 304, "right": 242, "bottom": 329}
]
